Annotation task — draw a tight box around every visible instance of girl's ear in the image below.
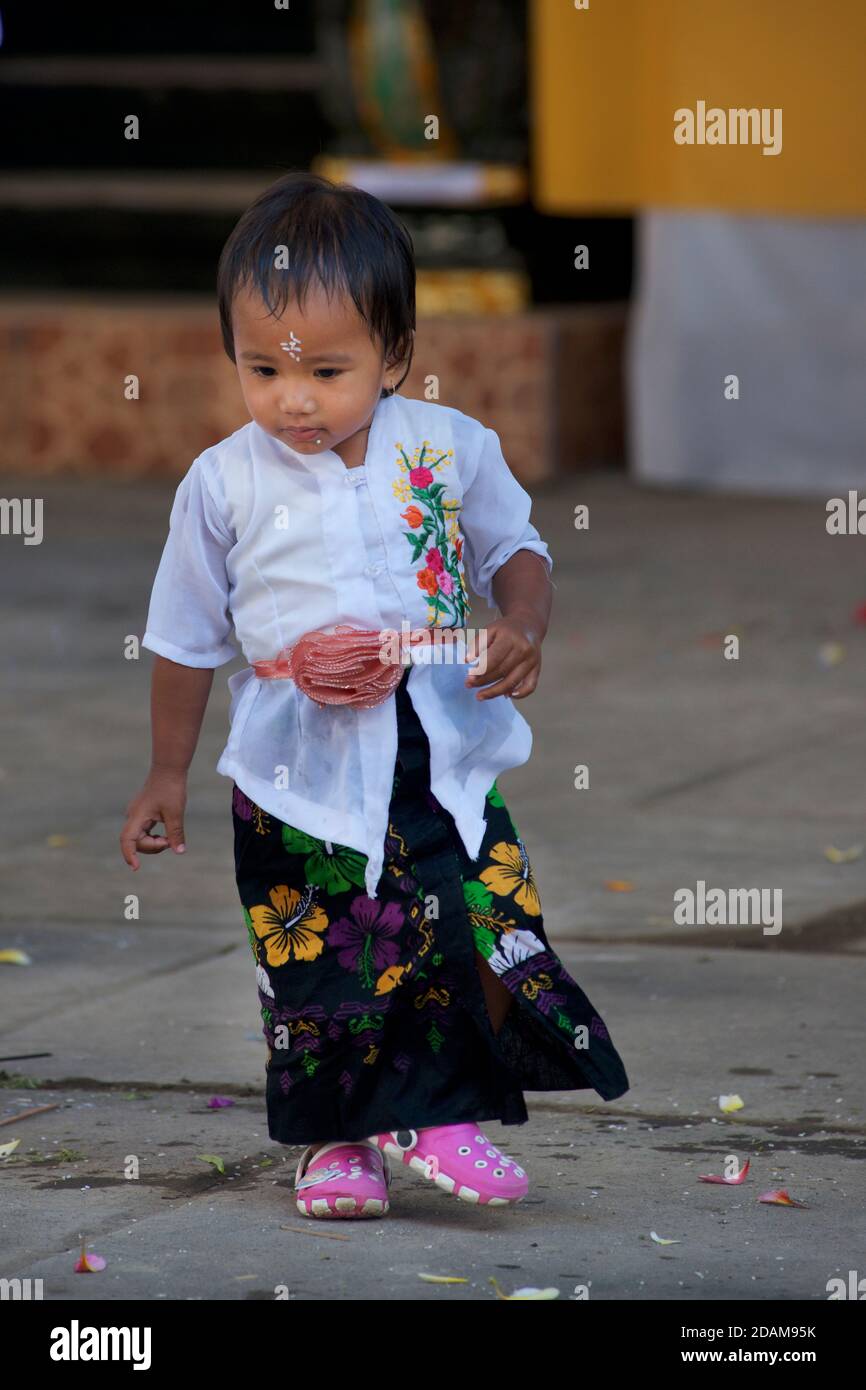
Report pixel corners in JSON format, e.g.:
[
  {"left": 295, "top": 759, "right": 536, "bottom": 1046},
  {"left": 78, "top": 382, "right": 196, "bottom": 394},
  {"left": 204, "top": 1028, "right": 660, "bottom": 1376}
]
[{"left": 387, "top": 328, "right": 415, "bottom": 390}]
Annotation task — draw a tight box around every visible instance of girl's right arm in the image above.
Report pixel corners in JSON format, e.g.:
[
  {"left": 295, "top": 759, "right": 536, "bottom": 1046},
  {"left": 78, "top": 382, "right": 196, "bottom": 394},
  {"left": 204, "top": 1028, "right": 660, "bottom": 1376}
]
[{"left": 119, "top": 655, "right": 215, "bottom": 870}]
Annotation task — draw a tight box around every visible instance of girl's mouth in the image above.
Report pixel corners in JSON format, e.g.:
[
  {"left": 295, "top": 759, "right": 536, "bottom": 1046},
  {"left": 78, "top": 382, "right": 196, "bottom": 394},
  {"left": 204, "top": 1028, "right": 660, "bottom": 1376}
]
[{"left": 282, "top": 426, "right": 323, "bottom": 441}]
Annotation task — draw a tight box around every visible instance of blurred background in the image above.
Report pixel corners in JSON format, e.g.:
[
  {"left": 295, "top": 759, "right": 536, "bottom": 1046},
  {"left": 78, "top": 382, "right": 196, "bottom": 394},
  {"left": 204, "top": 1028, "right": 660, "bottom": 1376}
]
[
  {"left": 2, "top": 0, "right": 866, "bottom": 1304},
  {"left": 1, "top": 0, "right": 865, "bottom": 491}
]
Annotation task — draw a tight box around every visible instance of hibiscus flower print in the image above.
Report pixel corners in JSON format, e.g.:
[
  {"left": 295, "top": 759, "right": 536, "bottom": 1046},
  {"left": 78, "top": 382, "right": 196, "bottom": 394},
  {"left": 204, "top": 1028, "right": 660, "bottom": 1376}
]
[
  {"left": 478, "top": 840, "right": 541, "bottom": 916},
  {"left": 248, "top": 885, "right": 329, "bottom": 967},
  {"left": 281, "top": 825, "right": 367, "bottom": 895},
  {"left": 487, "top": 928, "right": 546, "bottom": 977},
  {"left": 464, "top": 879, "right": 545, "bottom": 979},
  {"left": 463, "top": 879, "right": 517, "bottom": 957},
  {"left": 329, "top": 896, "right": 404, "bottom": 990}
]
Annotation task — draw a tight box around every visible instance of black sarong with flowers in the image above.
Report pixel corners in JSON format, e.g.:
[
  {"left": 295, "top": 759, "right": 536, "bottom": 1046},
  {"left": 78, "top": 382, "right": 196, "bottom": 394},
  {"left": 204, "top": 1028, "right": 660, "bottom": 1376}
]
[{"left": 232, "top": 676, "right": 629, "bottom": 1145}]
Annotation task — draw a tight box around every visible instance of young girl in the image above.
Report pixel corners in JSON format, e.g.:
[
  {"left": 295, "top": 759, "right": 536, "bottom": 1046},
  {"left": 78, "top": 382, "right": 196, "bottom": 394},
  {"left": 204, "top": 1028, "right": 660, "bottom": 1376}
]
[{"left": 120, "top": 171, "right": 629, "bottom": 1220}]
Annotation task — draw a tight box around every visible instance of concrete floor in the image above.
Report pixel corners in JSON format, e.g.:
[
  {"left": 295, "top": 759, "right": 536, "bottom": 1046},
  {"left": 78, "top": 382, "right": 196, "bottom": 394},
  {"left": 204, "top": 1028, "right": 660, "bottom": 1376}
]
[{"left": 1, "top": 468, "right": 864, "bottom": 1302}]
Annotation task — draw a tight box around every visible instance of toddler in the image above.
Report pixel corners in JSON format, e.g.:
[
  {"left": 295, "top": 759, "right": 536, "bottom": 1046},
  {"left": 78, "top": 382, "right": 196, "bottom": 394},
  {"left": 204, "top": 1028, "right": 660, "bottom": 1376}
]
[{"left": 120, "top": 171, "right": 629, "bottom": 1218}]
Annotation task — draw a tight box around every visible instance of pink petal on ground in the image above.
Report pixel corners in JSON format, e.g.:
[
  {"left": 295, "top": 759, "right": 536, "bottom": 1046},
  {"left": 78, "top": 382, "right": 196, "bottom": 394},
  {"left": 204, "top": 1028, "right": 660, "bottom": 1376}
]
[
  {"left": 698, "top": 1159, "right": 751, "bottom": 1184},
  {"left": 207, "top": 1096, "right": 235, "bottom": 1109},
  {"left": 74, "top": 1250, "right": 107, "bottom": 1272},
  {"left": 758, "top": 1188, "right": 809, "bottom": 1208}
]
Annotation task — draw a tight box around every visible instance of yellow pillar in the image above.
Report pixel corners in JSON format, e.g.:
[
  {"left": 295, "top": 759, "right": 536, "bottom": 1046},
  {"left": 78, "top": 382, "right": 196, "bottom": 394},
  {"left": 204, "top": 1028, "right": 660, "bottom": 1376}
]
[{"left": 531, "top": 0, "right": 866, "bottom": 217}]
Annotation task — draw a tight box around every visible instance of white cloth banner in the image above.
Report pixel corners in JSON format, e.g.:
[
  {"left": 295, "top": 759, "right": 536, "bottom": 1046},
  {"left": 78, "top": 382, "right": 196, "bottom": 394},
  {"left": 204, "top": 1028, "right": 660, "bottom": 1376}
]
[{"left": 626, "top": 211, "right": 866, "bottom": 496}]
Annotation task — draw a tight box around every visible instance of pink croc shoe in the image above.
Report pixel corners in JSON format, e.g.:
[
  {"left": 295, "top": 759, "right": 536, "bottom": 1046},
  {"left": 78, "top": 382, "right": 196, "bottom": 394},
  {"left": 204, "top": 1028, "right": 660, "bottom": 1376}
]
[
  {"left": 294, "top": 1138, "right": 392, "bottom": 1218},
  {"left": 373, "top": 1125, "right": 528, "bottom": 1205}
]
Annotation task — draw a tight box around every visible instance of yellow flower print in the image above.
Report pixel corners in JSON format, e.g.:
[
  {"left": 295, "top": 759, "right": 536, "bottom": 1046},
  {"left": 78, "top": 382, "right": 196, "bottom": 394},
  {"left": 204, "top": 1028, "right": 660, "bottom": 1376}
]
[
  {"left": 248, "top": 885, "right": 328, "bottom": 966},
  {"left": 392, "top": 478, "right": 412, "bottom": 503},
  {"left": 479, "top": 841, "right": 541, "bottom": 916}
]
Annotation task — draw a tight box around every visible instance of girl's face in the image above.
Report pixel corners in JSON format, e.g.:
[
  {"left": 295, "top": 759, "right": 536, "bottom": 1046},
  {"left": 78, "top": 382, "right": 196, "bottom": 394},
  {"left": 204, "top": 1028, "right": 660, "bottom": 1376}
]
[{"left": 231, "top": 283, "right": 406, "bottom": 468}]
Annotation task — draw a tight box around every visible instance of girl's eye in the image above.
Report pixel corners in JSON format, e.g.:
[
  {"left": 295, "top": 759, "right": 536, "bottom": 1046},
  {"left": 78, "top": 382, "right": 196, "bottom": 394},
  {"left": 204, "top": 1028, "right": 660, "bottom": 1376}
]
[{"left": 248, "top": 366, "right": 341, "bottom": 379}]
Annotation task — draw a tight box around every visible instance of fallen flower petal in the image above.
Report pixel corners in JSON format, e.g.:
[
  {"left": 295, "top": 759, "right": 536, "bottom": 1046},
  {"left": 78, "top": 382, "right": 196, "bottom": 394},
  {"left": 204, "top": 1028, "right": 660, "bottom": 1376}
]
[
  {"left": 0, "top": 949, "right": 31, "bottom": 966},
  {"left": 604, "top": 880, "right": 635, "bottom": 892},
  {"left": 650, "top": 1231, "right": 681, "bottom": 1245},
  {"left": 698, "top": 1159, "right": 750, "bottom": 1185},
  {"left": 74, "top": 1241, "right": 107, "bottom": 1273},
  {"left": 417, "top": 1273, "right": 469, "bottom": 1284},
  {"left": 719, "top": 1094, "right": 744, "bottom": 1113},
  {"left": 206, "top": 1096, "right": 235, "bottom": 1109},
  {"left": 489, "top": 1277, "right": 559, "bottom": 1299},
  {"left": 0, "top": 1139, "right": 21, "bottom": 1159},
  {"left": 824, "top": 845, "right": 863, "bottom": 863},
  {"left": 758, "top": 1189, "right": 809, "bottom": 1208}
]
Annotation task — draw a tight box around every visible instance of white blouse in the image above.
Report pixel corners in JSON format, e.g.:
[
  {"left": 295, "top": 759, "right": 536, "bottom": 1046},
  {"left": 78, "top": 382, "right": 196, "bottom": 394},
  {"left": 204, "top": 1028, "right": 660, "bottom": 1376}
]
[{"left": 142, "top": 392, "right": 552, "bottom": 897}]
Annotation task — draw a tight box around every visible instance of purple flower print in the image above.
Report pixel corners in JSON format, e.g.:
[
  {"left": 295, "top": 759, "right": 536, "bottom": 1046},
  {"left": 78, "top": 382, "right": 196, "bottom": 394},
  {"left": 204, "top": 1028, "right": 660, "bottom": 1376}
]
[
  {"left": 329, "top": 896, "right": 404, "bottom": 989},
  {"left": 232, "top": 784, "right": 255, "bottom": 821}
]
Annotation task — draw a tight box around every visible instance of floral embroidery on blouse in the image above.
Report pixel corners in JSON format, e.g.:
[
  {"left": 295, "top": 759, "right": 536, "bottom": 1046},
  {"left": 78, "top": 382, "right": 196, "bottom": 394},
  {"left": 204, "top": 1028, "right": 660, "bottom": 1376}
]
[{"left": 393, "top": 440, "right": 469, "bottom": 626}]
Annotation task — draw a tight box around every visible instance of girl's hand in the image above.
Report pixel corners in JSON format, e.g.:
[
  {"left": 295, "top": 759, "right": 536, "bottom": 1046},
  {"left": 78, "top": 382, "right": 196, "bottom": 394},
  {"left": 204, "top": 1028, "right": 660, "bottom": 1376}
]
[
  {"left": 465, "top": 615, "right": 542, "bottom": 700},
  {"left": 120, "top": 768, "right": 189, "bottom": 870}
]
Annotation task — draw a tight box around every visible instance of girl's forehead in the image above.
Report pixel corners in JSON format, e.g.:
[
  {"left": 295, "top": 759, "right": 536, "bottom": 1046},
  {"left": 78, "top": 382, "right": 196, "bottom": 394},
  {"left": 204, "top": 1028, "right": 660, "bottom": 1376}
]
[{"left": 232, "top": 282, "right": 368, "bottom": 344}]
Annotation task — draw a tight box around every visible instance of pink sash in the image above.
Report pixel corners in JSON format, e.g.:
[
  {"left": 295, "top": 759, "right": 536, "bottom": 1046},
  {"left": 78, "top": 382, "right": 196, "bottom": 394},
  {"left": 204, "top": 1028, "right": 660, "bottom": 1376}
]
[{"left": 252, "top": 626, "right": 409, "bottom": 709}]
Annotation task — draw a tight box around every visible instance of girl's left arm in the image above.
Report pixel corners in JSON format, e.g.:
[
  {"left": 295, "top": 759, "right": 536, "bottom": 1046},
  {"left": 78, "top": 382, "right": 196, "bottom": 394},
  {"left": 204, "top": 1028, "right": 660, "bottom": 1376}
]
[
  {"left": 466, "top": 549, "right": 553, "bottom": 700},
  {"left": 456, "top": 422, "right": 554, "bottom": 701}
]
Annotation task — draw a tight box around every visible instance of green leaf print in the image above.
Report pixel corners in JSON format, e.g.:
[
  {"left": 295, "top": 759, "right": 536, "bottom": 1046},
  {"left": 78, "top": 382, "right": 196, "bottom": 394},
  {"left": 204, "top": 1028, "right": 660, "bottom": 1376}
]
[
  {"left": 282, "top": 826, "right": 367, "bottom": 894},
  {"left": 485, "top": 782, "right": 519, "bottom": 836},
  {"left": 281, "top": 826, "right": 319, "bottom": 856},
  {"left": 243, "top": 907, "right": 257, "bottom": 958},
  {"left": 463, "top": 880, "right": 494, "bottom": 913}
]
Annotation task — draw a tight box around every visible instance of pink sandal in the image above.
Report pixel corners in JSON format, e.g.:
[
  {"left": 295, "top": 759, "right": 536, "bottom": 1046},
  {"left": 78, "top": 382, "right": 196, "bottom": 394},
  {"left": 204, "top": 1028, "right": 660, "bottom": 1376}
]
[
  {"left": 373, "top": 1125, "right": 528, "bottom": 1205},
  {"left": 294, "top": 1138, "right": 392, "bottom": 1218}
]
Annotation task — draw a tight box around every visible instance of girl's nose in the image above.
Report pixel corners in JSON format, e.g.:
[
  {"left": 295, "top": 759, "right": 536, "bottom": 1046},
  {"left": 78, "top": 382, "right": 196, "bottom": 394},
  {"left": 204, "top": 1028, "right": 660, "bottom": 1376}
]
[{"left": 277, "top": 384, "right": 317, "bottom": 415}]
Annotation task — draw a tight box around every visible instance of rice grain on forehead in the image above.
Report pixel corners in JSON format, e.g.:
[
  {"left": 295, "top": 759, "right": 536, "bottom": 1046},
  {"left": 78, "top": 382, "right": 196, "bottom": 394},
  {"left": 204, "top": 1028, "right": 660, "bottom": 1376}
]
[{"left": 217, "top": 171, "right": 416, "bottom": 384}]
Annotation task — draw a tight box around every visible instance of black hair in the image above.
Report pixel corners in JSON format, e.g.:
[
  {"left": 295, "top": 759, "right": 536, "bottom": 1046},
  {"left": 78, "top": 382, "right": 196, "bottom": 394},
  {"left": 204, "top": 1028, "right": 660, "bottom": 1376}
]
[{"left": 217, "top": 170, "right": 416, "bottom": 394}]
